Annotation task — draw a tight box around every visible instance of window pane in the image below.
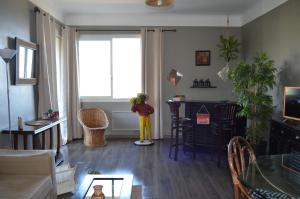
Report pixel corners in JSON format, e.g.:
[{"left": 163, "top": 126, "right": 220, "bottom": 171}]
[
  {"left": 18, "top": 46, "right": 25, "bottom": 78},
  {"left": 79, "top": 40, "right": 111, "bottom": 97},
  {"left": 112, "top": 37, "right": 142, "bottom": 99},
  {"left": 25, "top": 49, "right": 33, "bottom": 78}
]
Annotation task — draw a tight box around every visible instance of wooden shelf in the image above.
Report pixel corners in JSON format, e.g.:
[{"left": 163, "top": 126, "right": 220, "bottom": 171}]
[{"left": 190, "top": 86, "right": 217, "bottom": 88}]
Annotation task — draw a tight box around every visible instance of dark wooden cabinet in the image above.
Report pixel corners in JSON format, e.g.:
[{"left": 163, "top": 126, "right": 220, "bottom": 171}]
[{"left": 269, "top": 118, "right": 300, "bottom": 154}]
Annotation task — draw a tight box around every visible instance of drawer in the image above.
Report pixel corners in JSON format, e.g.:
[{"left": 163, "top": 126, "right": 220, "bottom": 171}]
[{"left": 270, "top": 124, "right": 291, "bottom": 137}]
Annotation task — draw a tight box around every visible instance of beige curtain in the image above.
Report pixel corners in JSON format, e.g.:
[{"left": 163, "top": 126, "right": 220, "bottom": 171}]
[
  {"left": 36, "top": 11, "right": 64, "bottom": 147},
  {"left": 36, "top": 12, "right": 58, "bottom": 115},
  {"left": 62, "top": 27, "right": 82, "bottom": 140},
  {"left": 141, "top": 28, "right": 164, "bottom": 139}
]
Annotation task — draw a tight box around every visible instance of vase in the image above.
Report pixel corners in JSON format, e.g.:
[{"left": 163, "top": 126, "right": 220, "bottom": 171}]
[
  {"left": 217, "top": 62, "right": 230, "bottom": 81},
  {"left": 92, "top": 185, "right": 105, "bottom": 199}
]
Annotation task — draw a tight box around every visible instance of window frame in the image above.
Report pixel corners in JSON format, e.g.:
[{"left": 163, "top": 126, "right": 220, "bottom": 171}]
[{"left": 78, "top": 33, "right": 143, "bottom": 102}]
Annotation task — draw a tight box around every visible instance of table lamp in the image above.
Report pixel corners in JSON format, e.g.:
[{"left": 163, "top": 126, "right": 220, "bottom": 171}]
[{"left": 0, "top": 48, "right": 17, "bottom": 149}]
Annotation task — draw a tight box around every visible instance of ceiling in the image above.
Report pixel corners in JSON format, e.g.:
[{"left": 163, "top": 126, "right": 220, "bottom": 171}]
[
  {"left": 48, "top": 0, "right": 261, "bottom": 15},
  {"left": 29, "top": 0, "right": 288, "bottom": 26}
]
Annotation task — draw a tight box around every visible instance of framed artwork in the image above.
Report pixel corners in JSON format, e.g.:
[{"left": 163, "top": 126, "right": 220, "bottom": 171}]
[{"left": 195, "top": 50, "right": 210, "bottom": 66}]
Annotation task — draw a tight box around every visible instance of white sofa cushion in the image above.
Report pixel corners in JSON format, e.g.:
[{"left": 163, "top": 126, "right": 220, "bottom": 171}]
[{"left": 0, "top": 174, "right": 52, "bottom": 199}]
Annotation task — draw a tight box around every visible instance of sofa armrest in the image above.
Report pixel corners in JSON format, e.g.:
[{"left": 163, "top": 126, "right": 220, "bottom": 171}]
[{"left": 0, "top": 149, "right": 57, "bottom": 197}]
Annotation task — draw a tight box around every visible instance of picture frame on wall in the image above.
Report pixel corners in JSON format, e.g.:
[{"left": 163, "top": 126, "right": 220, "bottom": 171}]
[{"left": 195, "top": 50, "right": 210, "bottom": 66}]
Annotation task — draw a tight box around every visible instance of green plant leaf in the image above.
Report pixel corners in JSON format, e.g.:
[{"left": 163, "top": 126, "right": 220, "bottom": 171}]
[{"left": 229, "top": 52, "right": 277, "bottom": 144}]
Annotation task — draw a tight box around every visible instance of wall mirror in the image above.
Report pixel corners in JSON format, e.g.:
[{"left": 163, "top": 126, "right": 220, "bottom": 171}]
[{"left": 15, "top": 37, "right": 38, "bottom": 84}]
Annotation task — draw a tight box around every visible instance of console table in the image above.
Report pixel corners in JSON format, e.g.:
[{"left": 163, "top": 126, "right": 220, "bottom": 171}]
[
  {"left": 166, "top": 100, "right": 246, "bottom": 148},
  {"left": 2, "top": 117, "right": 66, "bottom": 165}
]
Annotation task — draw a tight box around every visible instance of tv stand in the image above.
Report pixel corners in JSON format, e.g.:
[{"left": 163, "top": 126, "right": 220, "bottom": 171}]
[
  {"left": 282, "top": 118, "right": 288, "bottom": 123},
  {"left": 282, "top": 118, "right": 300, "bottom": 128},
  {"left": 269, "top": 116, "right": 300, "bottom": 154}
]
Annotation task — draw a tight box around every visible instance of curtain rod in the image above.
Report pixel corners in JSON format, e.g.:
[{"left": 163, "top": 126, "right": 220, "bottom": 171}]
[
  {"left": 34, "top": 6, "right": 65, "bottom": 29},
  {"left": 76, "top": 29, "right": 176, "bottom": 32}
]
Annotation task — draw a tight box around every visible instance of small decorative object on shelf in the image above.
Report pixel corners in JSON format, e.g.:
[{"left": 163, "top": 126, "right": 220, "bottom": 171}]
[
  {"left": 42, "top": 112, "right": 49, "bottom": 119},
  {"left": 18, "top": 116, "right": 23, "bottom": 130},
  {"left": 199, "top": 79, "right": 204, "bottom": 87},
  {"left": 205, "top": 79, "right": 211, "bottom": 87},
  {"left": 190, "top": 78, "right": 216, "bottom": 88},
  {"left": 173, "top": 95, "right": 185, "bottom": 102},
  {"left": 92, "top": 185, "right": 105, "bottom": 199},
  {"left": 47, "top": 109, "right": 59, "bottom": 119},
  {"left": 193, "top": 79, "right": 198, "bottom": 87}
]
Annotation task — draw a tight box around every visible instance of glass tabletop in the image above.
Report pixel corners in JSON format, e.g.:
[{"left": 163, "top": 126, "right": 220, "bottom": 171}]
[
  {"left": 85, "top": 179, "right": 124, "bottom": 199},
  {"left": 78, "top": 174, "right": 133, "bottom": 199},
  {"left": 238, "top": 153, "right": 300, "bottom": 198}
]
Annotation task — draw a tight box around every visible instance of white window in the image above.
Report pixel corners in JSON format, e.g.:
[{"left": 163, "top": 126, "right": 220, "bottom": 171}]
[{"left": 79, "top": 34, "right": 142, "bottom": 101}]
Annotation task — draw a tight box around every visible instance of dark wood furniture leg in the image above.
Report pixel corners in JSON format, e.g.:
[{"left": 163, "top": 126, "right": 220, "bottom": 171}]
[
  {"left": 33, "top": 135, "right": 36, "bottom": 149},
  {"left": 50, "top": 128, "right": 53, "bottom": 149},
  {"left": 169, "top": 122, "right": 174, "bottom": 158},
  {"left": 56, "top": 124, "right": 61, "bottom": 158},
  {"left": 23, "top": 134, "right": 28, "bottom": 149},
  {"left": 193, "top": 124, "right": 196, "bottom": 160},
  {"left": 42, "top": 133, "right": 46, "bottom": 149},
  {"left": 14, "top": 134, "right": 18, "bottom": 149},
  {"left": 174, "top": 121, "right": 179, "bottom": 161}
]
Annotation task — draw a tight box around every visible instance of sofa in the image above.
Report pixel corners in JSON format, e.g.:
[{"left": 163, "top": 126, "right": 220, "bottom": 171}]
[{"left": 0, "top": 149, "right": 57, "bottom": 199}]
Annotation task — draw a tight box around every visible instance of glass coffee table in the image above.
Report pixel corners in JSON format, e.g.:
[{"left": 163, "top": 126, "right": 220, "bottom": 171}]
[
  {"left": 238, "top": 154, "right": 300, "bottom": 198},
  {"left": 78, "top": 174, "right": 133, "bottom": 199}
]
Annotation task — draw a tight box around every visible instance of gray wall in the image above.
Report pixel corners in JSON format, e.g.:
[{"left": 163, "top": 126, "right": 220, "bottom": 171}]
[
  {"left": 82, "top": 27, "right": 241, "bottom": 137},
  {"left": 242, "top": 0, "right": 300, "bottom": 113},
  {"left": 162, "top": 27, "right": 241, "bottom": 135},
  {"left": 0, "top": 0, "right": 36, "bottom": 147}
]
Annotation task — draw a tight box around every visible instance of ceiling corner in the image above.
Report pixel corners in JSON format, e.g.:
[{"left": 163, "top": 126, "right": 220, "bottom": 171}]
[
  {"left": 28, "top": 0, "right": 65, "bottom": 23},
  {"left": 241, "top": 0, "right": 288, "bottom": 26}
]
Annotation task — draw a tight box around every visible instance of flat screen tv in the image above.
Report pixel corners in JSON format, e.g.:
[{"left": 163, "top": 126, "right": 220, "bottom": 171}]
[{"left": 283, "top": 87, "right": 300, "bottom": 121}]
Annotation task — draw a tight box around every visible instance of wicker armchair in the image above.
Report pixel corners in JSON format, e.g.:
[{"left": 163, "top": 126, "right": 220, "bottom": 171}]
[
  {"left": 78, "top": 108, "right": 109, "bottom": 147},
  {"left": 228, "top": 136, "right": 256, "bottom": 199}
]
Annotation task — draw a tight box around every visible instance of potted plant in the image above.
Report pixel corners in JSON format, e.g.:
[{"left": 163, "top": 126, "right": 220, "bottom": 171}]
[
  {"left": 218, "top": 35, "right": 240, "bottom": 63},
  {"left": 229, "top": 53, "right": 277, "bottom": 155},
  {"left": 217, "top": 35, "right": 240, "bottom": 80}
]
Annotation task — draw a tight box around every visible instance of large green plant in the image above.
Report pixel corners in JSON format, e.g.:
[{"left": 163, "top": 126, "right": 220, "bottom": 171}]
[
  {"left": 217, "top": 35, "right": 240, "bottom": 63},
  {"left": 229, "top": 53, "right": 277, "bottom": 144}
]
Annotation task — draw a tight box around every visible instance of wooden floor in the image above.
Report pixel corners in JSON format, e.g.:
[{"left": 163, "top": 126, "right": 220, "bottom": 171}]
[{"left": 58, "top": 139, "right": 234, "bottom": 199}]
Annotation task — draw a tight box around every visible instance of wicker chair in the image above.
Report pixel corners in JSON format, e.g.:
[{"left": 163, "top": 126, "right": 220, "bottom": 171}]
[
  {"left": 228, "top": 136, "right": 256, "bottom": 199},
  {"left": 78, "top": 108, "right": 109, "bottom": 147}
]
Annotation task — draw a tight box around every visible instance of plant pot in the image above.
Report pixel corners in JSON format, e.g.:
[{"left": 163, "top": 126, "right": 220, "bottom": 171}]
[{"left": 252, "top": 140, "right": 267, "bottom": 156}]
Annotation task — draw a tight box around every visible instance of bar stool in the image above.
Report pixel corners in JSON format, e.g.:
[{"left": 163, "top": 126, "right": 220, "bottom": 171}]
[
  {"left": 211, "top": 103, "right": 237, "bottom": 167},
  {"left": 167, "top": 101, "right": 193, "bottom": 161}
]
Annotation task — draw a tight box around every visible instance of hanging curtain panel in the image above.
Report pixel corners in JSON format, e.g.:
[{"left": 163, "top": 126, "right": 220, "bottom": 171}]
[
  {"left": 63, "top": 27, "right": 83, "bottom": 140},
  {"left": 141, "top": 28, "right": 164, "bottom": 139},
  {"left": 36, "top": 12, "right": 58, "bottom": 114}
]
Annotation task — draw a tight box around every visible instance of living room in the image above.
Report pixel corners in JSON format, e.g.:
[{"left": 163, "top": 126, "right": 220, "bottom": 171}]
[{"left": 0, "top": 0, "right": 299, "bottom": 199}]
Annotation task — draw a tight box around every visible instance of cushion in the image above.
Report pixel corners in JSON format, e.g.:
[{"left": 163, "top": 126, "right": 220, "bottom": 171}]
[
  {"left": 0, "top": 175, "right": 52, "bottom": 199},
  {"left": 252, "top": 188, "right": 299, "bottom": 199},
  {"left": 56, "top": 164, "right": 76, "bottom": 195}
]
